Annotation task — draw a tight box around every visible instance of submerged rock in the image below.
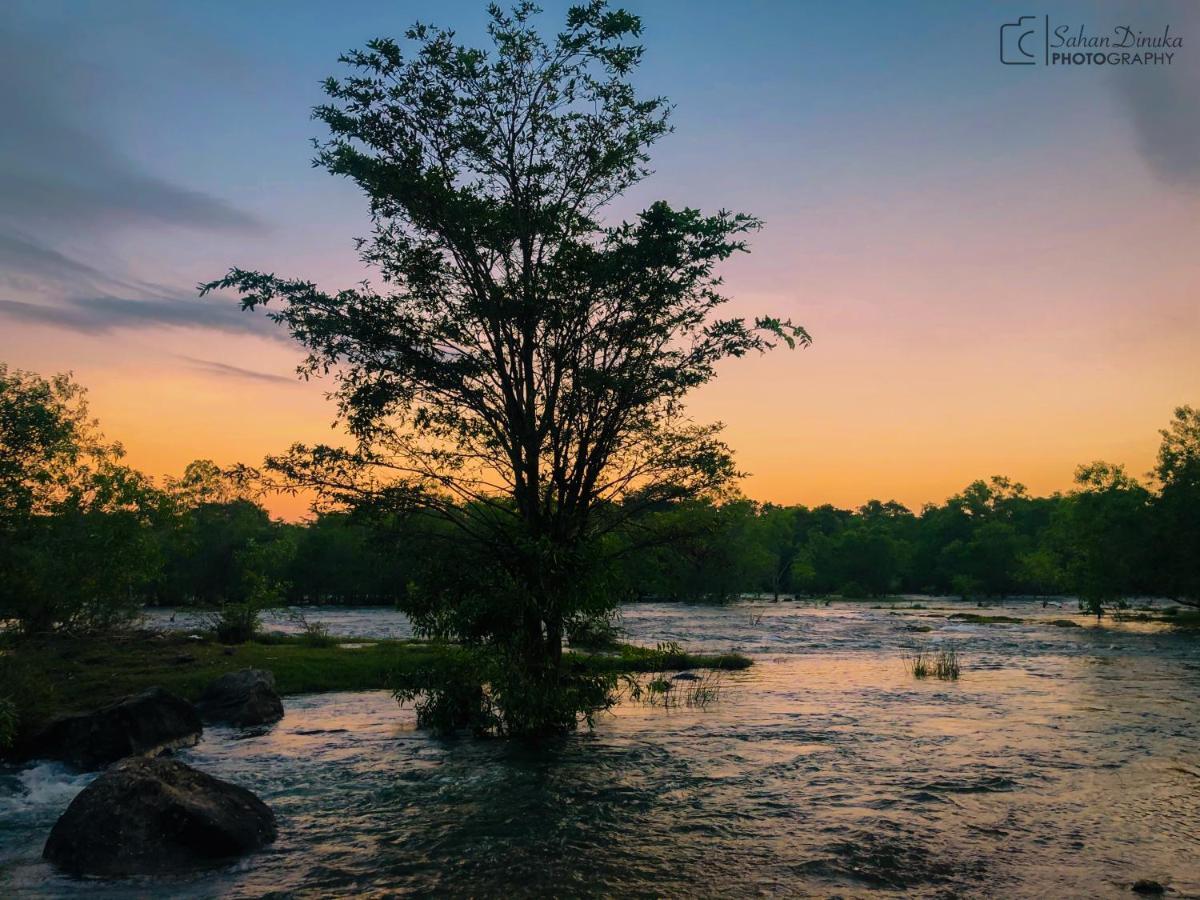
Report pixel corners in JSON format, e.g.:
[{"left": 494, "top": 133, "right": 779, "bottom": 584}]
[
  {"left": 43, "top": 756, "right": 276, "bottom": 876},
  {"left": 1132, "top": 880, "right": 1165, "bottom": 895},
  {"left": 26, "top": 688, "right": 201, "bottom": 771},
  {"left": 197, "top": 669, "right": 284, "bottom": 727}
]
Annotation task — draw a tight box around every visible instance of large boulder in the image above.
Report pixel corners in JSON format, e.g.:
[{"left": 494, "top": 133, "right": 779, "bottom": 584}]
[
  {"left": 27, "top": 688, "right": 202, "bottom": 771},
  {"left": 43, "top": 756, "right": 276, "bottom": 875},
  {"left": 196, "top": 669, "right": 283, "bottom": 727}
]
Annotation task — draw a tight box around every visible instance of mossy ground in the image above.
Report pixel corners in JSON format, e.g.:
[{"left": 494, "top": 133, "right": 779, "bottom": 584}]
[{"left": 0, "top": 630, "right": 750, "bottom": 748}]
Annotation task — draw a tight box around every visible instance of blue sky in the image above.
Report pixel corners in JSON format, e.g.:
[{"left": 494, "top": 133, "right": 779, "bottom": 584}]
[{"left": 1, "top": 1, "right": 1196, "bottom": 515}]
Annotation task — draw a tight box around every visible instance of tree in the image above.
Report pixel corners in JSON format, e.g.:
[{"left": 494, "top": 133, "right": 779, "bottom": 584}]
[
  {"left": 1052, "top": 462, "right": 1151, "bottom": 617},
  {"left": 0, "top": 365, "right": 162, "bottom": 633},
  {"left": 1151, "top": 405, "right": 1200, "bottom": 605},
  {"left": 751, "top": 504, "right": 801, "bottom": 600},
  {"left": 202, "top": 2, "right": 806, "bottom": 735}
]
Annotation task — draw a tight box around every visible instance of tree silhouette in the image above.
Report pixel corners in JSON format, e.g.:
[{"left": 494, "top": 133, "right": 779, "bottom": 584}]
[{"left": 202, "top": 1, "right": 806, "bottom": 734}]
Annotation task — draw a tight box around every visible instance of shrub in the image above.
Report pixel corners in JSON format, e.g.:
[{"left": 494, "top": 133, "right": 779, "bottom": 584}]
[
  {"left": 208, "top": 602, "right": 263, "bottom": 644},
  {"left": 565, "top": 613, "right": 622, "bottom": 650},
  {"left": 300, "top": 619, "right": 335, "bottom": 648},
  {"left": 0, "top": 650, "right": 55, "bottom": 751},
  {"left": 394, "top": 647, "right": 617, "bottom": 738}
]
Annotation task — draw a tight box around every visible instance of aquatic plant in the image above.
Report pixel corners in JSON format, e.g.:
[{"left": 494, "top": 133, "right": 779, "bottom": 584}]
[
  {"left": 906, "top": 646, "right": 961, "bottom": 680},
  {"left": 619, "top": 641, "right": 731, "bottom": 709},
  {"left": 623, "top": 668, "right": 728, "bottom": 709}
]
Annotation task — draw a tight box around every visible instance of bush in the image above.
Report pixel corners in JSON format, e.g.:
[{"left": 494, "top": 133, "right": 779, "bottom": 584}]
[
  {"left": 298, "top": 617, "right": 336, "bottom": 648},
  {"left": 0, "top": 650, "right": 56, "bottom": 751},
  {"left": 394, "top": 650, "right": 498, "bottom": 736},
  {"left": 565, "top": 613, "right": 621, "bottom": 650},
  {"left": 394, "top": 646, "right": 617, "bottom": 738},
  {"left": 208, "top": 602, "right": 263, "bottom": 644}
]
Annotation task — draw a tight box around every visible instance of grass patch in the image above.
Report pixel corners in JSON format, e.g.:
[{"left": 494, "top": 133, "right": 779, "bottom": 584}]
[
  {"left": 1122, "top": 607, "right": 1200, "bottom": 628},
  {"left": 946, "top": 613, "right": 1022, "bottom": 625},
  {"left": 578, "top": 641, "right": 752, "bottom": 674},
  {"left": 616, "top": 641, "right": 737, "bottom": 710},
  {"left": 0, "top": 631, "right": 750, "bottom": 749},
  {"left": 906, "top": 646, "right": 962, "bottom": 680},
  {"left": 623, "top": 668, "right": 729, "bottom": 709}
]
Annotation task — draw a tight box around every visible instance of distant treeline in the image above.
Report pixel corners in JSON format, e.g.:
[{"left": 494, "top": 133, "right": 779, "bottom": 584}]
[
  {"left": 2, "top": 364, "right": 1197, "bottom": 634},
  {"left": 123, "top": 458, "right": 1200, "bottom": 615}
]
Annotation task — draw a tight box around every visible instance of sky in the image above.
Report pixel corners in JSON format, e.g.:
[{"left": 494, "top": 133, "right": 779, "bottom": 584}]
[{"left": 0, "top": 0, "right": 1196, "bottom": 519}]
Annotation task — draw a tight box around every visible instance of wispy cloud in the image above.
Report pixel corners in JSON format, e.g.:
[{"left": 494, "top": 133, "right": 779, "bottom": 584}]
[
  {"left": 0, "top": 231, "right": 112, "bottom": 290},
  {"left": 0, "top": 10, "right": 267, "bottom": 344},
  {"left": 0, "top": 22, "right": 259, "bottom": 234},
  {"left": 0, "top": 295, "right": 282, "bottom": 339},
  {"left": 178, "top": 356, "right": 298, "bottom": 385}
]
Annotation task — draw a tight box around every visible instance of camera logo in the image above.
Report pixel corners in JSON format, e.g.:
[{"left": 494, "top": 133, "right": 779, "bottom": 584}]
[{"left": 1000, "top": 16, "right": 1041, "bottom": 64}]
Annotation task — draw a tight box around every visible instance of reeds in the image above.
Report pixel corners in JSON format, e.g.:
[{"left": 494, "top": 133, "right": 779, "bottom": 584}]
[
  {"left": 906, "top": 645, "right": 961, "bottom": 680},
  {"left": 626, "top": 668, "right": 728, "bottom": 708}
]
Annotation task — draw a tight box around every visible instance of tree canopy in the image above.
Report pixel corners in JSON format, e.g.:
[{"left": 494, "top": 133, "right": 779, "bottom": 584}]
[{"left": 202, "top": 1, "right": 806, "bottom": 734}]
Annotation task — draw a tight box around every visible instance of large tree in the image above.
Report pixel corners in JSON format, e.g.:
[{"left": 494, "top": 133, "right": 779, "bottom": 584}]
[{"left": 203, "top": 1, "right": 806, "bottom": 734}]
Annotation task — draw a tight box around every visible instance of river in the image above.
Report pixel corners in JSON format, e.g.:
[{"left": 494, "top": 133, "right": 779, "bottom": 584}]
[{"left": 2, "top": 600, "right": 1198, "bottom": 897}]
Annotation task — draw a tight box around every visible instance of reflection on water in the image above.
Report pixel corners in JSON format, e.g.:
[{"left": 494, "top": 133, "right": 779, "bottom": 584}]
[{"left": 3, "top": 601, "right": 1199, "bottom": 898}]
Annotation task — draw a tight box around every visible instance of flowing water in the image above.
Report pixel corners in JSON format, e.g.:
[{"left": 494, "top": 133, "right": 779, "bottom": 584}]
[{"left": 2, "top": 600, "right": 1198, "bottom": 898}]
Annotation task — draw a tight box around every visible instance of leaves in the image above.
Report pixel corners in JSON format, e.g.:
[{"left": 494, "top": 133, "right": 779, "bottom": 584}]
[{"left": 200, "top": 2, "right": 808, "bottom": 731}]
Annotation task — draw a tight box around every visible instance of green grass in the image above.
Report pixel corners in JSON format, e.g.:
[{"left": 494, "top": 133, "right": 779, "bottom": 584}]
[
  {"left": 0, "top": 631, "right": 750, "bottom": 748},
  {"left": 906, "top": 646, "right": 962, "bottom": 680},
  {"left": 945, "top": 613, "right": 1022, "bottom": 625},
  {"left": 578, "top": 641, "right": 752, "bottom": 675}
]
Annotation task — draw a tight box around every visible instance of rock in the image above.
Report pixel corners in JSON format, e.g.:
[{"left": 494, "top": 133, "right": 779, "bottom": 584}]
[
  {"left": 1132, "top": 880, "right": 1165, "bottom": 895},
  {"left": 43, "top": 756, "right": 276, "bottom": 875},
  {"left": 197, "top": 669, "right": 283, "bottom": 727},
  {"left": 26, "top": 688, "right": 202, "bottom": 771}
]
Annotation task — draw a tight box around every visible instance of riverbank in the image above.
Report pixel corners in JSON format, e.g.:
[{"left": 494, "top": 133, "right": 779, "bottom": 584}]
[{"left": 0, "top": 629, "right": 750, "bottom": 751}]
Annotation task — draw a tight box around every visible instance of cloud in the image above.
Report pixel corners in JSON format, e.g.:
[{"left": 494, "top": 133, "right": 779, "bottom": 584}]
[
  {"left": 0, "top": 232, "right": 113, "bottom": 291},
  {"left": 1110, "top": 4, "right": 1200, "bottom": 185},
  {"left": 0, "top": 296, "right": 282, "bottom": 339},
  {"left": 178, "top": 356, "right": 298, "bottom": 385},
  {"left": 0, "top": 15, "right": 258, "bottom": 233}
]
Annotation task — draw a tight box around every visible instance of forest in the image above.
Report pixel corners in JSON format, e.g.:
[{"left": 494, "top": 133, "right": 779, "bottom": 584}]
[{"left": 3, "top": 364, "right": 1197, "bottom": 639}]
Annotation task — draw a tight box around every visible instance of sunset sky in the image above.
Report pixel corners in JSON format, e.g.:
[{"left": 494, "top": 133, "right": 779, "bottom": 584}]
[{"left": 1, "top": 0, "right": 1196, "bottom": 519}]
